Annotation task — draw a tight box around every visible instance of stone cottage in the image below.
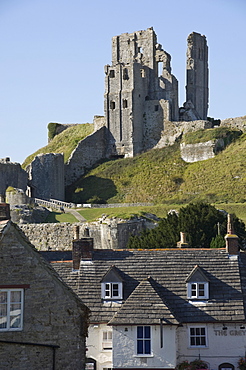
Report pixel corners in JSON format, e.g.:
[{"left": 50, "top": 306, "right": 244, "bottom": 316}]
[{"left": 0, "top": 204, "right": 89, "bottom": 370}]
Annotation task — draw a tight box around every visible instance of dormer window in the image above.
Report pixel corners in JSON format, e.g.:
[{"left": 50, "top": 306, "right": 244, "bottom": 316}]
[
  {"left": 101, "top": 266, "right": 123, "bottom": 300},
  {"left": 104, "top": 283, "right": 121, "bottom": 299},
  {"left": 188, "top": 282, "right": 209, "bottom": 299},
  {"left": 186, "top": 265, "right": 210, "bottom": 300}
]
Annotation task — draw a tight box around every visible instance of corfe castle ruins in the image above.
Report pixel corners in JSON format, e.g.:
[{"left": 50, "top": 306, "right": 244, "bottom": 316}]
[{"left": 1, "top": 28, "right": 245, "bottom": 237}]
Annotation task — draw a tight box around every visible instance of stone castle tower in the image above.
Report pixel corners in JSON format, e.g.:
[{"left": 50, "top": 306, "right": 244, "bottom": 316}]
[
  {"left": 185, "top": 32, "right": 209, "bottom": 120},
  {"left": 104, "top": 28, "right": 208, "bottom": 158}
]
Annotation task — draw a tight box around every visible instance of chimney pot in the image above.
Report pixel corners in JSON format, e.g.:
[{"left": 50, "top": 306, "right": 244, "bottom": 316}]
[
  {"left": 225, "top": 214, "right": 239, "bottom": 255},
  {"left": 177, "top": 232, "right": 189, "bottom": 248},
  {"left": 73, "top": 225, "right": 80, "bottom": 240}
]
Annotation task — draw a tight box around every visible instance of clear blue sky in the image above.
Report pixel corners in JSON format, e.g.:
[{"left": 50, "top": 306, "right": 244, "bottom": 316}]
[{"left": 0, "top": 0, "right": 245, "bottom": 164}]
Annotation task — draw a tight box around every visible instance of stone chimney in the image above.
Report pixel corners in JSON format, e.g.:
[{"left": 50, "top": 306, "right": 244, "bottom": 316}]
[
  {"left": 177, "top": 232, "right": 189, "bottom": 248},
  {"left": 0, "top": 203, "right": 11, "bottom": 221},
  {"left": 72, "top": 237, "right": 94, "bottom": 270},
  {"left": 225, "top": 214, "right": 239, "bottom": 255}
]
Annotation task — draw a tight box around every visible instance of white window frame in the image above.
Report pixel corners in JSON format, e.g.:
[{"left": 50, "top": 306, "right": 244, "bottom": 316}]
[
  {"left": 136, "top": 326, "right": 152, "bottom": 356},
  {"left": 189, "top": 326, "right": 208, "bottom": 347},
  {"left": 187, "top": 282, "right": 209, "bottom": 299},
  {"left": 102, "top": 330, "right": 112, "bottom": 350},
  {"left": 101, "top": 282, "right": 122, "bottom": 300},
  {"left": 0, "top": 289, "right": 24, "bottom": 331}
]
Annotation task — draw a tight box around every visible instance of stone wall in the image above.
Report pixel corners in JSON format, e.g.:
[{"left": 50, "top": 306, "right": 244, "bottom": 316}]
[
  {"left": 0, "top": 222, "right": 88, "bottom": 370},
  {"left": 19, "top": 217, "right": 155, "bottom": 251},
  {"left": 27, "top": 153, "right": 65, "bottom": 200},
  {"left": 0, "top": 158, "right": 27, "bottom": 196},
  {"left": 154, "top": 119, "right": 212, "bottom": 149},
  {"left": 180, "top": 139, "right": 225, "bottom": 162},
  {"left": 65, "top": 126, "right": 107, "bottom": 186},
  {"left": 221, "top": 115, "right": 246, "bottom": 131}
]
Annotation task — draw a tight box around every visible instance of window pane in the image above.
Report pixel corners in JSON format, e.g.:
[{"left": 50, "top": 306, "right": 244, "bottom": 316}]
[
  {"left": 137, "top": 340, "right": 143, "bottom": 354},
  {"left": 190, "top": 336, "right": 195, "bottom": 346},
  {"left": 10, "top": 314, "right": 21, "bottom": 328},
  {"left": 105, "top": 284, "right": 110, "bottom": 297},
  {"left": 144, "top": 339, "right": 151, "bottom": 354},
  {"left": 190, "top": 328, "right": 195, "bottom": 335},
  {"left": 10, "top": 291, "right": 21, "bottom": 303},
  {"left": 103, "top": 332, "right": 107, "bottom": 340},
  {"left": 0, "top": 292, "right": 7, "bottom": 303},
  {"left": 201, "top": 327, "right": 205, "bottom": 335},
  {"left": 144, "top": 326, "right": 151, "bottom": 339},
  {"left": 108, "top": 331, "right": 112, "bottom": 340},
  {"left": 112, "top": 284, "right": 119, "bottom": 297},
  {"left": 198, "top": 284, "right": 205, "bottom": 296},
  {"left": 191, "top": 283, "right": 197, "bottom": 296},
  {"left": 137, "top": 326, "right": 143, "bottom": 338},
  {"left": 201, "top": 336, "right": 206, "bottom": 345}
]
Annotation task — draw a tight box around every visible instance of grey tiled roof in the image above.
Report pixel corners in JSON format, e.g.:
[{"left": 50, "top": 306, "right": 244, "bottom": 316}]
[{"left": 50, "top": 248, "right": 246, "bottom": 325}]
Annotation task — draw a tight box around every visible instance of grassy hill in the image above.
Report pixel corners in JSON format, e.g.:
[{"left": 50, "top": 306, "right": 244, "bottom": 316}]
[
  {"left": 66, "top": 130, "right": 246, "bottom": 205},
  {"left": 22, "top": 123, "right": 93, "bottom": 168}
]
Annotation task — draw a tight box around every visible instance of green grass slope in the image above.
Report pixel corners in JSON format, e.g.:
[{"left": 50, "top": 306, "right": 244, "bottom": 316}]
[
  {"left": 22, "top": 123, "right": 94, "bottom": 168},
  {"left": 67, "top": 132, "right": 246, "bottom": 205}
]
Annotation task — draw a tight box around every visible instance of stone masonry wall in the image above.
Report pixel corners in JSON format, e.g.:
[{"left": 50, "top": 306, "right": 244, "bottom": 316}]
[
  {"left": 154, "top": 119, "right": 212, "bottom": 149},
  {"left": 0, "top": 224, "right": 87, "bottom": 370},
  {"left": 180, "top": 139, "right": 225, "bottom": 162},
  {"left": 0, "top": 159, "right": 28, "bottom": 196},
  {"left": 27, "top": 153, "right": 64, "bottom": 200},
  {"left": 221, "top": 116, "right": 246, "bottom": 131},
  {"left": 19, "top": 217, "right": 155, "bottom": 251},
  {"left": 65, "top": 126, "right": 107, "bottom": 186}
]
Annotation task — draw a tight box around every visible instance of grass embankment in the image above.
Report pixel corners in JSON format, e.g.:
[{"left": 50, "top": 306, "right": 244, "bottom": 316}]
[
  {"left": 22, "top": 123, "right": 94, "bottom": 168},
  {"left": 67, "top": 130, "right": 246, "bottom": 205},
  {"left": 44, "top": 211, "right": 78, "bottom": 223},
  {"left": 46, "top": 203, "right": 246, "bottom": 224}
]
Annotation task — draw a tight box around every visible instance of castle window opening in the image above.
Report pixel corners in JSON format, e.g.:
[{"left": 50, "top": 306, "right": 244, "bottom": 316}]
[
  {"left": 155, "top": 105, "right": 159, "bottom": 112},
  {"left": 158, "top": 62, "right": 163, "bottom": 76},
  {"left": 109, "top": 70, "right": 115, "bottom": 78},
  {"left": 140, "top": 69, "right": 145, "bottom": 78},
  {"left": 110, "top": 101, "right": 116, "bottom": 110},
  {"left": 123, "top": 99, "right": 128, "bottom": 108},
  {"left": 123, "top": 68, "right": 129, "bottom": 80}
]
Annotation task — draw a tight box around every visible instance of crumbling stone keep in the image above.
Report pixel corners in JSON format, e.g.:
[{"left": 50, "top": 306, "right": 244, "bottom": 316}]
[
  {"left": 104, "top": 27, "right": 179, "bottom": 157},
  {"left": 183, "top": 32, "right": 209, "bottom": 120},
  {"left": 104, "top": 28, "right": 209, "bottom": 158}
]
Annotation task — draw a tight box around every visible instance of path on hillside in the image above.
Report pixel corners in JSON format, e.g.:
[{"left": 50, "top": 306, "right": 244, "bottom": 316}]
[{"left": 64, "top": 208, "right": 86, "bottom": 222}]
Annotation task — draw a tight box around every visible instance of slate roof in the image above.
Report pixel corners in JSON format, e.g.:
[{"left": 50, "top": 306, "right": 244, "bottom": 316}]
[{"left": 48, "top": 248, "right": 246, "bottom": 325}]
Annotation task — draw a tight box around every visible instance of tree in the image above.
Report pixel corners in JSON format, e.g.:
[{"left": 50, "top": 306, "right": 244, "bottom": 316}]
[{"left": 127, "top": 202, "right": 246, "bottom": 249}]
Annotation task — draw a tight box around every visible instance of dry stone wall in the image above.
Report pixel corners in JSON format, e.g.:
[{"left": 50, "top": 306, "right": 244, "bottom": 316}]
[{"left": 19, "top": 217, "right": 155, "bottom": 251}]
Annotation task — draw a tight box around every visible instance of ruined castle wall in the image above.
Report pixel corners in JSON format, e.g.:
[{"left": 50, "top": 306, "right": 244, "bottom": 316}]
[
  {"left": 65, "top": 126, "right": 107, "bottom": 186},
  {"left": 28, "top": 153, "right": 64, "bottom": 200},
  {"left": 180, "top": 139, "right": 225, "bottom": 162},
  {"left": 93, "top": 115, "right": 106, "bottom": 132},
  {"left": 154, "top": 120, "right": 213, "bottom": 149},
  {"left": 186, "top": 32, "right": 208, "bottom": 120},
  {"left": 0, "top": 158, "right": 27, "bottom": 196},
  {"left": 19, "top": 218, "right": 154, "bottom": 251},
  {"left": 221, "top": 116, "right": 246, "bottom": 131}
]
